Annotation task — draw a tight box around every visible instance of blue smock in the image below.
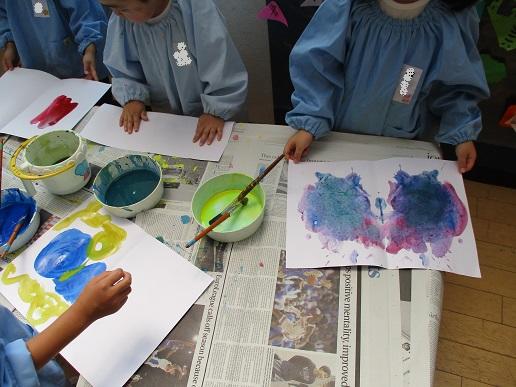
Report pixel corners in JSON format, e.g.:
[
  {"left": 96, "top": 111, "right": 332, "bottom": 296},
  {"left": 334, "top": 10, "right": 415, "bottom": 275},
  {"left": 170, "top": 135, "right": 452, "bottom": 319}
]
[
  {"left": 0, "top": 0, "right": 108, "bottom": 80},
  {"left": 0, "top": 306, "right": 66, "bottom": 387},
  {"left": 103, "top": 0, "right": 248, "bottom": 120},
  {"left": 286, "top": 0, "right": 490, "bottom": 145}
]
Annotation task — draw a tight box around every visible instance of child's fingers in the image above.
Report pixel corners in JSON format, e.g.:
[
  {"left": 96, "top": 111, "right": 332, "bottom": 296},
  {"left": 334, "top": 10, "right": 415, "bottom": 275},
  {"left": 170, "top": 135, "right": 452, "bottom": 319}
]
[
  {"left": 284, "top": 140, "right": 296, "bottom": 161},
  {"left": 119, "top": 113, "right": 124, "bottom": 128},
  {"left": 125, "top": 115, "right": 134, "bottom": 134},
  {"left": 141, "top": 110, "right": 148, "bottom": 121},
  {"left": 198, "top": 129, "right": 210, "bottom": 146},
  {"left": 206, "top": 127, "right": 217, "bottom": 145},
  {"left": 457, "top": 153, "right": 468, "bottom": 174},
  {"left": 193, "top": 125, "right": 202, "bottom": 143},
  {"left": 90, "top": 65, "right": 99, "bottom": 82},
  {"left": 293, "top": 143, "right": 305, "bottom": 163},
  {"left": 102, "top": 268, "right": 125, "bottom": 287},
  {"left": 133, "top": 113, "right": 141, "bottom": 133},
  {"left": 216, "top": 127, "right": 223, "bottom": 141}
]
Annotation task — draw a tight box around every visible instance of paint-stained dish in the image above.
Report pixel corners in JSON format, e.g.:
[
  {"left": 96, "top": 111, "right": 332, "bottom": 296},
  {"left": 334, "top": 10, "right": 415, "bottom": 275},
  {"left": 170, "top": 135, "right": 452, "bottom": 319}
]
[
  {"left": 93, "top": 155, "right": 164, "bottom": 218},
  {"left": 10, "top": 130, "right": 90, "bottom": 196},
  {"left": 192, "top": 173, "right": 266, "bottom": 243},
  {"left": 0, "top": 188, "right": 40, "bottom": 253}
]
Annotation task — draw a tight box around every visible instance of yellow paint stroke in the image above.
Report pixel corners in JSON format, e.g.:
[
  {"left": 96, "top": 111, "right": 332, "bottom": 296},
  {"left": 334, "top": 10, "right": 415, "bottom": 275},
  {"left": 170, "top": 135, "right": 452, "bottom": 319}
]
[
  {"left": 1, "top": 263, "right": 68, "bottom": 326},
  {"left": 54, "top": 201, "right": 110, "bottom": 230},
  {"left": 153, "top": 155, "right": 170, "bottom": 169},
  {"left": 88, "top": 222, "right": 127, "bottom": 261}
]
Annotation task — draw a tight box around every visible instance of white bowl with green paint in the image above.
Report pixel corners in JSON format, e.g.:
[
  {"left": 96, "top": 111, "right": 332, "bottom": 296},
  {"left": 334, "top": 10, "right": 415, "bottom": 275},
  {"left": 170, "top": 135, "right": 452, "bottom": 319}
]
[
  {"left": 192, "top": 173, "right": 265, "bottom": 243},
  {"left": 93, "top": 155, "right": 164, "bottom": 218}
]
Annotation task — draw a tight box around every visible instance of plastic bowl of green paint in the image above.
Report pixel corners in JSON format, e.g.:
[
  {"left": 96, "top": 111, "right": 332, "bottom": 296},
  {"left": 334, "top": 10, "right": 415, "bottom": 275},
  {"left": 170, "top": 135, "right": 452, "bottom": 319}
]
[
  {"left": 192, "top": 173, "right": 266, "bottom": 243},
  {"left": 92, "top": 155, "right": 164, "bottom": 218}
]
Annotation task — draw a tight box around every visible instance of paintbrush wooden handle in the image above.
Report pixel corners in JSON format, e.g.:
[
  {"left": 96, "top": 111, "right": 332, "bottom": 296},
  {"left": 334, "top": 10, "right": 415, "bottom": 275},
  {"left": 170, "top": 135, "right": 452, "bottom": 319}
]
[
  {"left": 236, "top": 154, "right": 285, "bottom": 201},
  {"left": 0, "top": 220, "right": 24, "bottom": 259},
  {"left": 186, "top": 212, "right": 231, "bottom": 248}
]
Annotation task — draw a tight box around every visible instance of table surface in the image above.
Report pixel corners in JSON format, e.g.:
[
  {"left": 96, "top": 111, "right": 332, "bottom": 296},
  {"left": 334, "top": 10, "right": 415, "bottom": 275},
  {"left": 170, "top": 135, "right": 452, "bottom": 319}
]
[{"left": 2, "top": 115, "right": 445, "bottom": 387}]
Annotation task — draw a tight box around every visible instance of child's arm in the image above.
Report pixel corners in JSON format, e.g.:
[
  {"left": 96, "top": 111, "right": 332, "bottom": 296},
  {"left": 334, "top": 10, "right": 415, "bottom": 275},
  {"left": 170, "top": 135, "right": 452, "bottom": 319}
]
[
  {"left": 283, "top": 0, "right": 350, "bottom": 161},
  {"left": 0, "top": 1, "right": 19, "bottom": 71},
  {"left": 183, "top": 0, "right": 248, "bottom": 144},
  {"left": 0, "top": 269, "right": 130, "bottom": 385},
  {"left": 104, "top": 17, "right": 150, "bottom": 133},
  {"left": 59, "top": 0, "right": 108, "bottom": 80},
  {"left": 26, "top": 269, "right": 131, "bottom": 369},
  {"left": 430, "top": 7, "right": 490, "bottom": 173}
]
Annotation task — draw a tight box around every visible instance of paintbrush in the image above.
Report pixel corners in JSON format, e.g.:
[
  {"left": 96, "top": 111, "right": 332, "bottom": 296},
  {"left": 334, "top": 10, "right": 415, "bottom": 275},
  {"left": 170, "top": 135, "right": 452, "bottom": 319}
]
[
  {"left": 0, "top": 216, "right": 26, "bottom": 260},
  {"left": 186, "top": 198, "right": 248, "bottom": 248},
  {"left": 209, "top": 154, "right": 285, "bottom": 225}
]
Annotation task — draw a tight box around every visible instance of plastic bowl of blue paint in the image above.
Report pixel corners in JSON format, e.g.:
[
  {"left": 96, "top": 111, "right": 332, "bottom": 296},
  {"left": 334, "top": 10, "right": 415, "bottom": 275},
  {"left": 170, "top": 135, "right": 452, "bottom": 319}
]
[
  {"left": 92, "top": 155, "right": 164, "bottom": 218},
  {"left": 0, "top": 188, "right": 40, "bottom": 254},
  {"left": 191, "top": 173, "right": 266, "bottom": 243}
]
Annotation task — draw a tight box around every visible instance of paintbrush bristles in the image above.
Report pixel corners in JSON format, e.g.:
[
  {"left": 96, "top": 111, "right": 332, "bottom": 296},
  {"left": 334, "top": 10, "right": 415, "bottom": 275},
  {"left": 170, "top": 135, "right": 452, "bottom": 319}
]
[{"left": 0, "top": 216, "right": 26, "bottom": 260}]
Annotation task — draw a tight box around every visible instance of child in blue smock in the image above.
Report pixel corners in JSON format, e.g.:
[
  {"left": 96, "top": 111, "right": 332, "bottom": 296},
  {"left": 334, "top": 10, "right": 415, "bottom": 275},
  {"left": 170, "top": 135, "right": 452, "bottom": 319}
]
[
  {"left": 0, "top": 269, "right": 131, "bottom": 386},
  {"left": 0, "top": 0, "right": 109, "bottom": 81},
  {"left": 101, "top": 0, "right": 248, "bottom": 146},
  {"left": 284, "top": 0, "right": 490, "bottom": 173}
]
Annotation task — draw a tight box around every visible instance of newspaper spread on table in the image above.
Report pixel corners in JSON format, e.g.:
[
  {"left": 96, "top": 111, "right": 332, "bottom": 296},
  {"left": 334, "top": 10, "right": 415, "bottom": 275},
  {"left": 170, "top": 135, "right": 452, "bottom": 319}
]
[{"left": 1, "top": 123, "right": 444, "bottom": 387}]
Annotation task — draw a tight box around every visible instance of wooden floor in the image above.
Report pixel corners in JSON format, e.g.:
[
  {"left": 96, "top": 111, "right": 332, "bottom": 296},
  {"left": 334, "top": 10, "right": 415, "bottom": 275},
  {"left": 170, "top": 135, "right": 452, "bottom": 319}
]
[{"left": 434, "top": 180, "right": 516, "bottom": 387}]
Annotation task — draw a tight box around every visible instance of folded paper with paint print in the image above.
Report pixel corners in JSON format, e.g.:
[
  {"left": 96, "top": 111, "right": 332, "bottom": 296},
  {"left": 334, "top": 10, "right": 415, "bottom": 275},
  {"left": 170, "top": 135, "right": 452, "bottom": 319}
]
[
  {"left": 0, "top": 68, "right": 110, "bottom": 138},
  {"left": 287, "top": 157, "right": 480, "bottom": 277}
]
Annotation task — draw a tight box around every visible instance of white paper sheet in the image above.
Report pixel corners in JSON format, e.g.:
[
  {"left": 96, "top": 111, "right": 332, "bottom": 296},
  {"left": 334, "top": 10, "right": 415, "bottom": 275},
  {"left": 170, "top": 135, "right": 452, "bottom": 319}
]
[
  {"left": 0, "top": 68, "right": 110, "bottom": 137},
  {"left": 0, "top": 68, "right": 57, "bottom": 129},
  {"left": 286, "top": 158, "right": 480, "bottom": 277},
  {"left": 79, "top": 104, "right": 234, "bottom": 162},
  {"left": 0, "top": 200, "right": 212, "bottom": 387}
]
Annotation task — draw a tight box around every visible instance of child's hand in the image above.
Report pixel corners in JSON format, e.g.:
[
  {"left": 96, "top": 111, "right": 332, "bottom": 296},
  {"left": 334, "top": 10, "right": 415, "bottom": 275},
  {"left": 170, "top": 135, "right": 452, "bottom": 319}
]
[
  {"left": 456, "top": 141, "right": 477, "bottom": 173},
  {"left": 83, "top": 43, "right": 99, "bottom": 81},
  {"left": 284, "top": 130, "right": 314, "bottom": 163},
  {"left": 193, "top": 113, "right": 224, "bottom": 146},
  {"left": 2, "top": 42, "right": 20, "bottom": 71},
  {"left": 120, "top": 101, "right": 148, "bottom": 134},
  {"left": 73, "top": 269, "right": 132, "bottom": 324}
]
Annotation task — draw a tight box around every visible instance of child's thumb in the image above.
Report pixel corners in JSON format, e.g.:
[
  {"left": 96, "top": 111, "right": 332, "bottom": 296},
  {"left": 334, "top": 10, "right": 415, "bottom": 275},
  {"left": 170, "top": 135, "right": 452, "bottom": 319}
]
[
  {"left": 141, "top": 110, "right": 148, "bottom": 121},
  {"left": 294, "top": 144, "right": 305, "bottom": 163},
  {"left": 457, "top": 153, "right": 467, "bottom": 174}
]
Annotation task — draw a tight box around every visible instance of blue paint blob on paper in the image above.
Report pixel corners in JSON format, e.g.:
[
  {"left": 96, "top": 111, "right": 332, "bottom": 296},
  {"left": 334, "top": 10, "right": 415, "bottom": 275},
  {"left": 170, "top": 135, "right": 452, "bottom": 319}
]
[
  {"left": 375, "top": 197, "right": 387, "bottom": 224},
  {"left": 350, "top": 250, "right": 359, "bottom": 264},
  {"left": 298, "top": 172, "right": 383, "bottom": 250},
  {"left": 385, "top": 170, "right": 468, "bottom": 257},
  {"left": 34, "top": 229, "right": 91, "bottom": 278},
  {"left": 54, "top": 262, "right": 106, "bottom": 303},
  {"left": 180, "top": 215, "right": 191, "bottom": 224},
  {"left": 419, "top": 254, "right": 429, "bottom": 267}
]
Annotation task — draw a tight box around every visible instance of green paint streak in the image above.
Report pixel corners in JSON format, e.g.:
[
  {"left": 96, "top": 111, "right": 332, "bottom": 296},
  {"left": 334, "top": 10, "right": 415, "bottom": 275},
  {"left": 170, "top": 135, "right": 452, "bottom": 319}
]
[
  {"left": 87, "top": 222, "right": 127, "bottom": 261},
  {"left": 153, "top": 155, "right": 170, "bottom": 169},
  {"left": 200, "top": 189, "right": 263, "bottom": 233},
  {"left": 488, "top": 0, "right": 516, "bottom": 51},
  {"left": 59, "top": 263, "right": 87, "bottom": 282},
  {"left": 54, "top": 201, "right": 110, "bottom": 230},
  {"left": 481, "top": 54, "right": 507, "bottom": 85},
  {"left": 1, "top": 263, "right": 68, "bottom": 326}
]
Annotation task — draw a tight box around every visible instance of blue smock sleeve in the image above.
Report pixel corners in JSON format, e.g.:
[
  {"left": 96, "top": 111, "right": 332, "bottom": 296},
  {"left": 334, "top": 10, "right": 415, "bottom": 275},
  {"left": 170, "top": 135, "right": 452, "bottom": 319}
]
[
  {"left": 58, "top": 0, "right": 108, "bottom": 55},
  {"left": 182, "top": 0, "right": 248, "bottom": 120},
  {"left": 430, "top": 7, "right": 489, "bottom": 145},
  {"left": 2, "top": 339, "right": 40, "bottom": 386},
  {"left": 103, "top": 17, "right": 150, "bottom": 106},
  {"left": 285, "top": 0, "right": 350, "bottom": 139},
  {"left": 0, "top": 306, "right": 66, "bottom": 386},
  {"left": 0, "top": 0, "right": 13, "bottom": 48}
]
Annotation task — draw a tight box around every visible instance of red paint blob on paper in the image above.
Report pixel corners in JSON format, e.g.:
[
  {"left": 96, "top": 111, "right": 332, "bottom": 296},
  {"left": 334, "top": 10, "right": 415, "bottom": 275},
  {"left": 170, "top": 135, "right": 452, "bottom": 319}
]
[{"left": 31, "top": 95, "right": 78, "bottom": 129}]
